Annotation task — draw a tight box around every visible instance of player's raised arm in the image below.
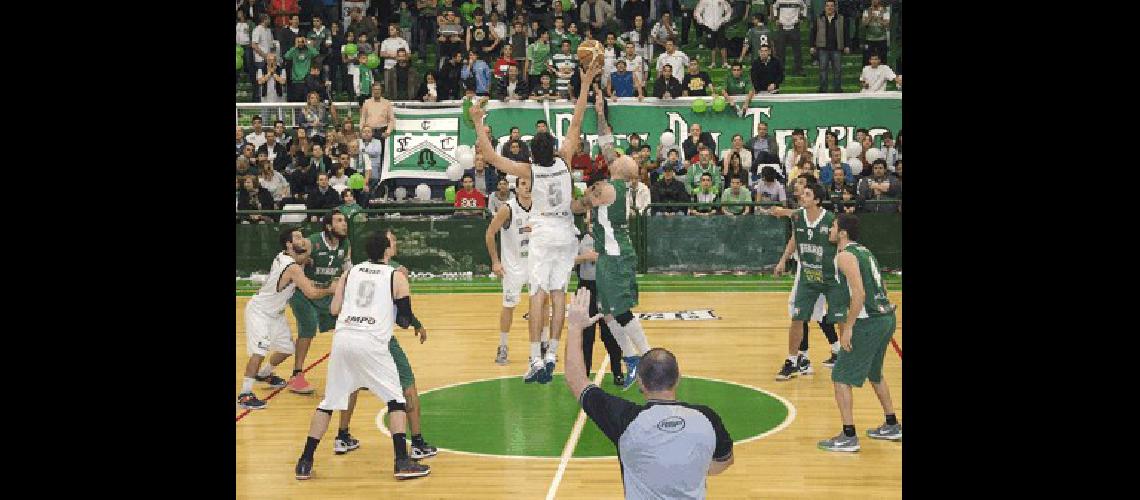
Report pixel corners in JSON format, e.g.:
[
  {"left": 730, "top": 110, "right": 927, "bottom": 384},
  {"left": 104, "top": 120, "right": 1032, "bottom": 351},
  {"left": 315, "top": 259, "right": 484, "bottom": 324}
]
[
  {"left": 485, "top": 205, "right": 511, "bottom": 277},
  {"left": 558, "top": 57, "right": 605, "bottom": 165},
  {"left": 470, "top": 101, "right": 532, "bottom": 178},
  {"left": 329, "top": 270, "right": 349, "bottom": 316}
]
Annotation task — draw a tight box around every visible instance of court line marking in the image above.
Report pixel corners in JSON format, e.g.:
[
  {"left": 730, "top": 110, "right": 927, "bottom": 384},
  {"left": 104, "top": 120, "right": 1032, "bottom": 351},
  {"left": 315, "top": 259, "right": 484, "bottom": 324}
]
[
  {"left": 890, "top": 338, "right": 903, "bottom": 358},
  {"left": 236, "top": 352, "right": 331, "bottom": 423},
  {"left": 546, "top": 355, "right": 609, "bottom": 500},
  {"left": 374, "top": 374, "right": 797, "bottom": 460}
]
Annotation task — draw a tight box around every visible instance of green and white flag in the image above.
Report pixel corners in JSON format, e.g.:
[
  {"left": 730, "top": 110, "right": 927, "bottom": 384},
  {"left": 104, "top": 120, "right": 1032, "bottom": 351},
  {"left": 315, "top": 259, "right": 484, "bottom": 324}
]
[{"left": 382, "top": 111, "right": 462, "bottom": 181}]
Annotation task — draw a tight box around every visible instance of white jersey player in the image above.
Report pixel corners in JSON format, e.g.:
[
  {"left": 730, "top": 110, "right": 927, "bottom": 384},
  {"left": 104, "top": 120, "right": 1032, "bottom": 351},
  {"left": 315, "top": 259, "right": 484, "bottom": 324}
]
[
  {"left": 295, "top": 231, "right": 431, "bottom": 481},
  {"left": 472, "top": 56, "right": 606, "bottom": 384},
  {"left": 238, "top": 228, "right": 333, "bottom": 410},
  {"left": 485, "top": 176, "right": 533, "bottom": 364}
]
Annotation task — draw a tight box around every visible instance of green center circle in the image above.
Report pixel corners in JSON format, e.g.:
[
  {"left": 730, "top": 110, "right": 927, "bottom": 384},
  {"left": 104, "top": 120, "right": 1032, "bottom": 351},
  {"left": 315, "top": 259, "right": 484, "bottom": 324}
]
[{"left": 378, "top": 375, "right": 794, "bottom": 458}]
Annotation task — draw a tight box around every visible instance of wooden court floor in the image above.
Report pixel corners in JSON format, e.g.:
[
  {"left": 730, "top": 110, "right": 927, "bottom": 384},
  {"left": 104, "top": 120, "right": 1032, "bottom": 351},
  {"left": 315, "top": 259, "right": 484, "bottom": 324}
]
[{"left": 236, "top": 291, "right": 903, "bottom": 499}]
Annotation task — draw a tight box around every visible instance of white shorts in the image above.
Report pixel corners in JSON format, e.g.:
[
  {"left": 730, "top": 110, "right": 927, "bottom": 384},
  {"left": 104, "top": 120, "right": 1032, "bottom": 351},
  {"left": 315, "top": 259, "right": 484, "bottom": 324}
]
[
  {"left": 788, "top": 268, "right": 827, "bottom": 322},
  {"left": 318, "top": 331, "right": 405, "bottom": 411},
  {"left": 502, "top": 269, "right": 529, "bottom": 307},
  {"left": 527, "top": 239, "right": 577, "bottom": 295},
  {"left": 245, "top": 308, "right": 295, "bottom": 357}
]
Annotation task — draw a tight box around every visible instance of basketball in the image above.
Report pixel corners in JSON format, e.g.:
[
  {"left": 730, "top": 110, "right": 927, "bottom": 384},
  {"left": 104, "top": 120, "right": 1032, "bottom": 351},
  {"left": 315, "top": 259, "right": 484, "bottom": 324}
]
[{"left": 577, "top": 40, "right": 604, "bottom": 70}]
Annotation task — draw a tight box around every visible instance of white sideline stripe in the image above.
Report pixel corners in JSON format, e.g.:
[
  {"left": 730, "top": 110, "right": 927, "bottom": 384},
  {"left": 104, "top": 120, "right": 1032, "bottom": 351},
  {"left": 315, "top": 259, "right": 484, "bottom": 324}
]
[{"left": 545, "top": 355, "right": 609, "bottom": 500}]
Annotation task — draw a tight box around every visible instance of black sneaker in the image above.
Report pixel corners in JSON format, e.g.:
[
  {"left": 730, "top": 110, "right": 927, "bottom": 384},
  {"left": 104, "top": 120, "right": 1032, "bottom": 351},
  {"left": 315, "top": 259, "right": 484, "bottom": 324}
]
[
  {"left": 822, "top": 352, "right": 838, "bottom": 368},
  {"left": 612, "top": 373, "right": 625, "bottom": 387},
  {"left": 776, "top": 359, "right": 799, "bottom": 381},
  {"left": 295, "top": 457, "right": 313, "bottom": 480},
  {"left": 411, "top": 441, "right": 438, "bottom": 459},
  {"left": 334, "top": 433, "right": 360, "bottom": 454},
  {"left": 797, "top": 354, "right": 814, "bottom": 375},
  {"left": 394, "top": 457, "right": 431, "bottom": 479},
  {"left": 255, "top": 373, "right": 288, "bottom": 388},
  {"left": 238, "top": 392, "right": 267, "bottom": 409}
]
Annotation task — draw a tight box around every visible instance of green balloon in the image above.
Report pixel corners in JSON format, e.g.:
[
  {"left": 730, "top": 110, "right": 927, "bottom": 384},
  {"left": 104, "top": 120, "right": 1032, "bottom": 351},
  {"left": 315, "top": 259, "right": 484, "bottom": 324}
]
[
  {"left": 236, "top": 45, "right": 243, "bottom": 57},
  {"left": 614, "top": 147, "right": 626, "bottom": 156},
  {"left": 348, "top": 173, "right": 365, "bottom": 190},
  {"left": 344, "top": 43, "right": 358, "bottom": 56},
  {"left": 444, "top": 185, "right": 457, "bottom": 202},
  {"left": 692, "top": 98, "right": 707, "bottom": 113},
  {"left": 236, "top": 54, "right": 244, "bottom": 70},
  {"left": 712, "top": 95, "right": 727, "bottom": 112},
  {"left": 366, "top": 54, "right": 380, "bottom": 69}
]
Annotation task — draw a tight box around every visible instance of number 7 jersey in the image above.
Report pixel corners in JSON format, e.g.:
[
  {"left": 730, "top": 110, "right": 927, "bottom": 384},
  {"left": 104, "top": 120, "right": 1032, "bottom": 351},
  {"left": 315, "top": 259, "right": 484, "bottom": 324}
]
[{"left": 793, "top": 207, "right": 839, "bottom": 284}]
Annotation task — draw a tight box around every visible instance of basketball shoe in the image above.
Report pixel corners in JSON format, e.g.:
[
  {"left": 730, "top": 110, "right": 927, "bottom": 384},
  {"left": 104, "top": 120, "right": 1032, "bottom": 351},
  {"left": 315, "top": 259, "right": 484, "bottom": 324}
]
[
  {"left": 818, "top": 432, "right": 861, "bottom": 452},
  {"left": 866, "top": 423, "right": 902, "bottom": 441},
  {"left": 394, "top": 458, "right": 431, "bottom": 479}
]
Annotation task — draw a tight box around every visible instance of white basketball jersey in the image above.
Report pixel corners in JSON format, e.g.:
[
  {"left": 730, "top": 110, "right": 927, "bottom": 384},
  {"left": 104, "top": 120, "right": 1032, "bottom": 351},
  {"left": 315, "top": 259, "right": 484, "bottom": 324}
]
[
  {"left": 247, "top": 252, "right": 298, "bottom": 316},
  {"left": 530, "top": 158, "right": 577, "bottom": 241},
  {"left": 500, "top": 197, "right": 532, "bottom": 275},
  {"left": 335, "top": 261, "right": 396, "bottom": 343}
]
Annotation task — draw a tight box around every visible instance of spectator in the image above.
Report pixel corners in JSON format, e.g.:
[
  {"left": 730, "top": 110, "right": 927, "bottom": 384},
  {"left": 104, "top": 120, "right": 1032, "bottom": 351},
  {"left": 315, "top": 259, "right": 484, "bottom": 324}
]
[
  {"left": 571, "top": 140, "right": 597, "bottom": 181},
  {"left": 622, "top": 15, "right": 652, "bottom": 63},
  {"left": 325, "top": 129, "right": 348, "bottom": 159},
  {"left": 289, "top": 158, "right": 318, "bottom": 203},
  {"left": 812, "top": 130, "right": 845, "bottom": 167},
  {"left": 681, "top": 124, "right": 717, "bottom": 165},
  {"left": 678, "top": 0, "right": 701, "bottom": 47},
  {"left": 346, "top": 51, "right": 376, "bottom": 105},
  {"left": 417, "top": 71, "right": 442, "bottom": 101},
  {"left": 783, "top": 132, "right": 811, "bottom": 178},
  {"left": 651, "top": 166, "right": 690, "bottom": 215},
  {"left": 860, "top": 0, "right": 890, "bottom": 65},
  {"left": 680, "top": 58, "right": 713, "bottom": 96},
  {"left": 690, "top": 173, "right": 719, "bottom": 216},
  {"left": 687, "top": 147, "right": 722, "bottom": 192},
  {"left": 273, "top": 121, "right": 292, "bottom": 150},
  {"left": 258, "top": 158, "right": 291, "bottom": 207},
  {"left": 269, "top": 0, "right": 299, "bottom": 29},
  {"left": 601, "top": 32, "right": 624, "bottom": 79},
  {"left": 494, "top": 64, "right": 531, "bottom": 101},
  {"left": 292, "top": 128, "right": 311, "bottom": 160},
  {"left": 348, "top": 7, "right": 379, "bottom": 42},
  {"left": 306, "top": 143, "right": 333, "bottom": 174},
  {"left": 653, "top": 63, "right": 684, "bottom": 99},
  {"left": 327, "top": 21, "right": 347, "bottom": 92},
  {"left": 465, "top": 153, "right": 500, "bottom": 195},
  {"left": 859, "top": 53, "right": 899, "bottom": 93},
  {"left": 718, "top": 133, "right": 752, "bottom": 174},
  {"left": 817, "top": 148, "right": 853, "bottom": 185},
  {"left": 454, "top": 174, "right": 489, "bottom": 214},
  {"left": 551, "top": 40, "right": 580, "bottom": 99},
  {"left": 620, "top": 0, "right": 650, "bottom": 32},
  {"left": 355, "top": 32, "right": 375, "bottom": 57},
  {"left": 306, "top": 173, "right": 343, "bottom": 218},
  {"left": 379, "top": 23, "right": 411, "bottom": 71},
  {"left": 754, "top": 165, "right": 787, "bottom": 205},
  {"left": 530, "top": 73, "right": 561, "bottom": 100},
  {"left": 256, "top": 53, "right": 290, "bottom": 103},
  {"left": 653, "top": 148, "right": 685, "bottom": 183},
  {"left": 298, "top": 91, "right": 339, "bottom": 144},
  {"left": 437, "top": 51, "right": 466, "bottom": 99},
  {"left": 508, "top": 20, "right": 530, "bottom": 68},
  {"left": 339, "top": 121, "right": 359, "bottom": 148},
  {"left": 617, "top": 42, "right": 648, "bottom": 87},
  {"left": 240, "top": 143, "right": 258, "bottom": 167},
  {"left": 655, "top": 39, "right": 690, "bottom": 76},
  {"left": 468, "top": 8, "right": 502, "bottom": 61},
  {"left": 251, "top": 14, "right": 276, "bottom": 82},
  {"left": 237, "top": 156, "right": 255, "bottom": 180},
  {"left": 627, "top": 165, "right": 653, "bottom": 218},
  {"left": 745, "top": 44, "right": 783, "bottom": 103},
  {"left": 384, "top": 48, "right": 422, "bottom": 100},
  {"left": 308, "top": 15, "right": 333, "bottom": 72},
  {"left": 487, "top": 177, "right": 515, "bottom": 216},
  {"left": 278, "top": 15, "right": 304, "bottom": 67},
  {"left": 329, "top": 161, "right": 351, "bottom": 190},
  {"left": 359, "top": 83, "right": 395, "bottom": 143},
  {"left": 238, "top": 175, "right": 277, "bottom": 222},
  {"left": 747, "top": 122, "right": 781, "bottom": 169},
  {"left": 283, "top": 34, "right": 320, "bottom": 101},
  {"left": 338, "top": 188, "right": 366, "bottom": 219},
  {"left": 580, "top": 0, "right": 616, "bottom": 40},
  {"left": 786, "top": 172, "right": 814, "bottom": 209},
  {"left": 694, "top": 0, "right": 732, "bottom": 68},
  {"left": 461, "top": 50, "right": 495, "bottom": 96},
  {"left": 880, "top": 131, "right": 897, "bottom": 170},
  {"left": 437, "top": 9, "right": 467, "bottom": 68},
  {"left": 549, "top": 17, "right": 569, "bottom": 49},
  {"left": 649, "top": 12, "right": 678, "bottom": 56},
  {"left": 500, "top": 128, "right": 532, "bottom": 159},
  {"left": 788, "top": 157, "right": 818, "bottom": 192},
  {"left": 258, "top": 129, "right": 290, "bottom": 172},
  {"left": 635, "top": 144, "right": 657, "bottom": 177},
  {"left": 809, "top": 0, "right": 851, "bottom": 93},
  {"left": 857, "top": 159, "right": 899, "bottom": 213},
  {"left": 893, "top": 159, "right": 902, "bottom": 179},
  {"left": 415, "top": 0, "right": 438, "bottom": 60},
  {"left": 346, "top": 141, "right": 372, "bottom": 180},
  {"left": 723, "top": 150, "right": 750, "bottom": 189},
  {"left": 503, "top": 139, "right": 530, "bottom": 163},
  {"left": 827, "top": 164, "right": 858, "bottom": 213},
  {"left": 245, "top": 116, "right": 268, "bottom": 149},
  {"left": 301, "top": 64, "right": 331, "bottom": 102},
  {"left": 606, "top": 60, "right": 644, "bottom": 100},
  {"left": 493, "top": 45, "right": 517, "bottom": 80},
  {"left": 720, "top": 176, "right": 752, "bottom": 215},
  {"left": 738, "top": 13, "right": 771, "bottom": 63},
  {"left": 772, "top": 0, "right": 807, "bottom": 76},
  {"left": 721, "top": 62, "right": 752, "bottom": 105},
  {"left": 524, "top": 29, "right": 554, "bottom": 89}
]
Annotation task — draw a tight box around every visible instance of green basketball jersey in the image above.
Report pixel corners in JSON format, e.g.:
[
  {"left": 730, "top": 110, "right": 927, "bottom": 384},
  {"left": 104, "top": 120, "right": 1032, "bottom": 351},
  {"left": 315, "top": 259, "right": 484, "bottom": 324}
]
[
  {"left": 592, "top": 180, "right": 635, "bottom": 257},
  {"left": 306, "top": 232, "right": 350, "bottom": 286},
  {"left": 792, "top": 207, "right": 838, "bottom": 284},
  {"left": 837, "top": 242, "right": 895, "bottom": 317}
]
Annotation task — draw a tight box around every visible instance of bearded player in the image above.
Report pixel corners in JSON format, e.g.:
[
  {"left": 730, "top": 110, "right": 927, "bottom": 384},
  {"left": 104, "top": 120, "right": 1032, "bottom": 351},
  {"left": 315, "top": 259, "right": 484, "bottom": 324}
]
[
  {"left": 287, "top": 211, "right": 351, "bottom": 394},
  {"left": 471, "top": 55, "right": 605, "bottom": 383}
]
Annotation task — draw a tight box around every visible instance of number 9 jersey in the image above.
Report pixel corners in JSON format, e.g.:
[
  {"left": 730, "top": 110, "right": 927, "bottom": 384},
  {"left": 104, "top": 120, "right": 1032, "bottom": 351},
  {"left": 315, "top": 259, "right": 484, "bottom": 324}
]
[{"left": 335, "top": 261, "right": 396, "bottom": 344}]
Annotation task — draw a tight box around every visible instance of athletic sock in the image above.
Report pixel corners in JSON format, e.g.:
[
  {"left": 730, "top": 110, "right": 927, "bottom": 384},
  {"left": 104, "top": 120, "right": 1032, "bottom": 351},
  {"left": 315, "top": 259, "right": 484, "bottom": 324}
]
[
  {"left": 885, "top": 414, "right": 898, "bottom": 426},
  {"left": 412, "top": 434, "right": 425, "bottom": 446},
  {"left": 241, "top": 377, "right": 255, "bottom": 394},
  {"left": 500, "top": 332, "right": 509, "bottom": 346},
  {"left": 798, "top": 350, "right": 808, "bottom": 359},
  {"left": 393, "top": 433, "right": 409, "bottom": 459},
  {"left": 605, "top": 318, "right": 638, "bottom": 355},
  {"left": 787, "top": 355, "right": 798, "bottom": 365},
  {"left": 830, "top": 342, "right": 840, "bottom": 354},
  {"left": 257, "top": 362, "right": 277, "bottom": 378},
  {"left": 301, "top": 437, "right": 320, "bottom": 460},
  {"left": 799, "top": 322, "right": 810, "bottom": 351},
  {"left": 337, "top": 427, "right": 350, "bottom": 438},
  {"left": 625, "top": 317, "right": 651, "bottom": 354},
  {"left": 541, "top": 327, "right": 550, "bottom": 342},
  {"left": 547, "top": 338, "right": 559, "bottom": 357},
  {"left": 842, "top": 425, "right": 856, "bottom": 438},
  {"left": 293, "top": 368, "right": 303, "bottom": 377},
  {"left": 530, "top": 342, "right": 542, "bottom": 360}
]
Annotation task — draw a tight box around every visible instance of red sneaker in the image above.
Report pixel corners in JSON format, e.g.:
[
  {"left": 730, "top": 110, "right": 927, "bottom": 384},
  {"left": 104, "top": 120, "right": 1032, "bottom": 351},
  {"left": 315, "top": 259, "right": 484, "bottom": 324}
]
[{"left": 289, "top": 373, "right": 315, "bottom": 394}]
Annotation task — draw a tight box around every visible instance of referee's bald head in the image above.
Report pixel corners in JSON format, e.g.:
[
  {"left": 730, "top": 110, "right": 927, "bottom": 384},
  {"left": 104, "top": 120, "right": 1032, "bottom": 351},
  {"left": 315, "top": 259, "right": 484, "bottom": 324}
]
[{"left": 639, "top": 348, "right": 679, "bottom": 392}]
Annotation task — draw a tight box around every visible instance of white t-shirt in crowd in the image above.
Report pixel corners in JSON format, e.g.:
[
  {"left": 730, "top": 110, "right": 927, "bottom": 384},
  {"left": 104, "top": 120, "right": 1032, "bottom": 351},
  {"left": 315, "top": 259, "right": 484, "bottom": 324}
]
[
  {"left": 252, "top": 25, "right": 275, "bottom": 63},
  {"left": 860, "top": 64, "right": 898, "bottom": 93},
  {"left": 380, "top": 37, "right": 411, "bottom": 70}
]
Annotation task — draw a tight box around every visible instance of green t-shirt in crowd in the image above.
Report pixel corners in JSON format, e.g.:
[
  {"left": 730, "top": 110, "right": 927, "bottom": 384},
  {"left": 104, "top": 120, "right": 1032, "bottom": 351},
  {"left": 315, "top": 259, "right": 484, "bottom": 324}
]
[
  {"left": 527, "top": 41, "right": 552, "bottom": 75},
  {"left": 862, "top": 8, "right": 890, "bottom": 41},
  {"left": 724, "top": 73, "right": 752, "bottom": 95},
  {"left": 565, "top": 33, "right": 582, "bottom": 52},
  {"left": 283, "top": 45, "right": 320, "bottom": 82},
  {"left": 720, "top": 187, "right": 752, "bottom": 214}
]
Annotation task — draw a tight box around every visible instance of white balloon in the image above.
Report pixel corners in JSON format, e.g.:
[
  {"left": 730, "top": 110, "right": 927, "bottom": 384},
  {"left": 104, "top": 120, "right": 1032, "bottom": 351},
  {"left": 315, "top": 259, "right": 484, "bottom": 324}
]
[
  {"left": 864, "top": 147, "right": 883, "bottom": 163},
  {"left": 846, "top": 141, "right": 863, "bottom": 159},
  {"left": 394, "top": 187, "right": 408, "bottom": 200},
  {"left": 415, "top": 183, "right": 432, "bottom": 201},
  {"left": 456, "top": 148, "right": 475, "bottom": 169},
  {"left": 446, "top": 163, "right": 464, "bottom": 181},
  {"left": 659, "top": 131, "right": 676, "bottom": 147}
]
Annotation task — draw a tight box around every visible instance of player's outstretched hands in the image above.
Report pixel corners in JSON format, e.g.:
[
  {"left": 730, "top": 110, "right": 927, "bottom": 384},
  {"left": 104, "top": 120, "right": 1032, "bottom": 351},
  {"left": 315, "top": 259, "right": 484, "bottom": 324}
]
[
  {"left": 469, "top": 99, "right": 486, "bottom": 123},
  {"left": 567, "top": 287, "right": 603, "bottom": 329},
  {"left": 581, "top": 56, "right": 604, "bottom": 82}
]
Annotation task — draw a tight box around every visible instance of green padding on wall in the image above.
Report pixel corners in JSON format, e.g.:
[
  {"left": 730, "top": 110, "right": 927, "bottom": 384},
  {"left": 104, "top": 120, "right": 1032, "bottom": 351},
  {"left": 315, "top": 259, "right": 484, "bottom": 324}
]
[
  {"left": 646, "top": 216, "right": 790, "bottom": 272},
  {"left": 849, "top": 213, "right": 902, "bottom": 269},
  {"left": 347, "top": 218, "right": 494, "bottom": 275},
  {"left": 235, "top": 221, "right": 324, "bottom": 277}
]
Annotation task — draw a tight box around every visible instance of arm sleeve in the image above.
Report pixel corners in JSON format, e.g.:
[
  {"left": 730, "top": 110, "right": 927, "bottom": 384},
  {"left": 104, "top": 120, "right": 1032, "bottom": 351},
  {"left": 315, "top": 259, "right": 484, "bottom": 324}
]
[
  {"left": 694, "top": 405, "right": 734, "bottom": 461},
  {"left": 579, "top": 385, "right": 642, "bottom": 445}
]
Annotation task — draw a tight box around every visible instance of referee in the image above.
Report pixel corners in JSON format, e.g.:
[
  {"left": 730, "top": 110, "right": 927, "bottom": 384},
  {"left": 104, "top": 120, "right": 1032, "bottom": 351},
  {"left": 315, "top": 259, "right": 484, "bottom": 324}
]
[{"left": 562, "top": 288, "right": 735, "bottom": 499}]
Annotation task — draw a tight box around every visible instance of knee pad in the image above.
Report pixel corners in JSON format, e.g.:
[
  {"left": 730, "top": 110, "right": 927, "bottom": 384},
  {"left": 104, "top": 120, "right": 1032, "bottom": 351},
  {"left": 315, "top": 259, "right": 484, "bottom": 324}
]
[
  {"left": 387, "top": 400, "right": 407, "bottom": 412},
  {"left": 317, "top": 408, "right": 333, "bottom": 415},
  {"left": 615, "top": 310, "right": 634, "bottom": 327}
]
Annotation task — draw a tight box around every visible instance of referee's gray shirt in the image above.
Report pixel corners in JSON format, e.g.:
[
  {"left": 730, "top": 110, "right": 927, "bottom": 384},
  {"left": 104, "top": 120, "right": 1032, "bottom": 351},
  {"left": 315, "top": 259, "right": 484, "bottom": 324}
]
[{"left": 579, "top": 385, "right": 734, "bottom": 499}]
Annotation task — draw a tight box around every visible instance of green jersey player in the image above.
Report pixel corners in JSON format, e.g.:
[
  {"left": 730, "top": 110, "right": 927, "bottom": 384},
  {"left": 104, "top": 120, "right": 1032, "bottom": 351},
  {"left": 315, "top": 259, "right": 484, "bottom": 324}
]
[{"left": 287, "top": 211, "right": 351, "bottom": 394}]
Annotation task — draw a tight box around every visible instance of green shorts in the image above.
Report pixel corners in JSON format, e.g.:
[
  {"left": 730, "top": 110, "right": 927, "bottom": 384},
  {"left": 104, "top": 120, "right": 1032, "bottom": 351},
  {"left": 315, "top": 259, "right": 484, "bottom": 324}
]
[
  {"left": 596, "top": 254, "right": 639, "bottom": 316},
  {"left": 289, "top": 293, "right": 337, "bottom": 339},
  {"left": 791, "top": 278, "right": 849, "bottom": 324},
  {"left": 389, "top": 335, "right": 416, "bottom": 391},
  {"left": 831, "top": 314, "right": 897, "bottom": 388}
]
